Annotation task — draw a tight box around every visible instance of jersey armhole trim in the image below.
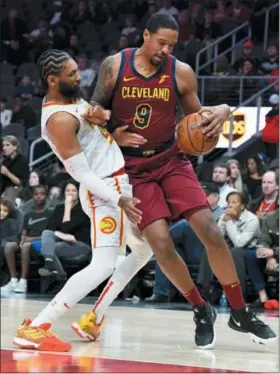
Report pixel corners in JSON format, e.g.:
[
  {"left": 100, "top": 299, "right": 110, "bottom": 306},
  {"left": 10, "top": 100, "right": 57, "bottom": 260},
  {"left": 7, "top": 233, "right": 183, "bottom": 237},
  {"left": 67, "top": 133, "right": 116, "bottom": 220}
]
[
  {"left": 171, "top": 56, "right": 181, "bottom": 96},
  {"left": 113, "top": 50, "right": 126, "bottom": 93}
]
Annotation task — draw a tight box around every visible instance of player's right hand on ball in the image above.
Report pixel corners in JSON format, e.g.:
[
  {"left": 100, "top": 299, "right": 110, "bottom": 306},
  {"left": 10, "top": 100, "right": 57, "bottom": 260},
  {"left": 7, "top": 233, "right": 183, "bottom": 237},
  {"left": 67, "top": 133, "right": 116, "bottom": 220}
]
[
  {"left": 112, "top": 125, "right": 147, "bottom": 148},
  {"left": 118, "top": 196, "right": 142, "bottom": 224}
]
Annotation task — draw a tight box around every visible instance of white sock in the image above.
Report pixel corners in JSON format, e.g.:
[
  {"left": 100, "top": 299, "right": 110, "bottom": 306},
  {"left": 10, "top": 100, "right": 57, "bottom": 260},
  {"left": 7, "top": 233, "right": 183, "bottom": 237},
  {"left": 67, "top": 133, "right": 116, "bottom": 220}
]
[
  {"left": 94, "top": 245, "right": 153, "bottom": 323},
  {"left": 30, "top": 246, "right": 118, "bottom": 326}
]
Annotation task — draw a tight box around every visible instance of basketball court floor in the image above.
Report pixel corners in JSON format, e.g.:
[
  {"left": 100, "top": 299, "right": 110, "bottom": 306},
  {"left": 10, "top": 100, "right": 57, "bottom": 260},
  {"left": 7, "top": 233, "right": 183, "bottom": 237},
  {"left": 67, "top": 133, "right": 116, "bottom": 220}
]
[{"left": 1, "top": 294, "right": 278, "bottom": 373}]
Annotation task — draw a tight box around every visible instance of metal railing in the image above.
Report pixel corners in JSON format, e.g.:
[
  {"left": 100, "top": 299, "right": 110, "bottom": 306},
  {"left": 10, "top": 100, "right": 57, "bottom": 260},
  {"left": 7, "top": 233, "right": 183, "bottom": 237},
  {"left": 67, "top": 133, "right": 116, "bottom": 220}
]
[
  {"left": 197, "top": 76, "right": 277, "bottom": 106},
  {"left": 29, "top": 137, "right": 53, "bottom": 170},
  {"left": 197, "top": 78, "right": 279, "bottom": 164},
  {"left": 255, "top": 2, "right": 279, "bottom": 51},
  {"left": 195, "top": 21, "right": 251, "bottom": 74}
]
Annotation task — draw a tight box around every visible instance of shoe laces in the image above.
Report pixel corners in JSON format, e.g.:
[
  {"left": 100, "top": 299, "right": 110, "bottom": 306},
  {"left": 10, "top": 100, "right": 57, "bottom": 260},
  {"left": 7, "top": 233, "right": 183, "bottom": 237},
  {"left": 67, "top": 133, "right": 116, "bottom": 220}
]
[
  {"left": 193, "top": 306, "right": 212, "bottom": 325},
  {"left": 245, "top": 310, "right": 266, "bottom": 327},
  {"left": 20, "top": 320, "right": 58, "bottom": 339}
]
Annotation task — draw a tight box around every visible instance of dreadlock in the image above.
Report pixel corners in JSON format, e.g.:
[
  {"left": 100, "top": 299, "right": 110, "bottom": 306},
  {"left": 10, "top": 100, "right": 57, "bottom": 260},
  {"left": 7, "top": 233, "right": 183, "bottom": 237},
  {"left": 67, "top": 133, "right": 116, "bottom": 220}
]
[{"left": 37, "top": 49, "right": 71, "bottom": 91}]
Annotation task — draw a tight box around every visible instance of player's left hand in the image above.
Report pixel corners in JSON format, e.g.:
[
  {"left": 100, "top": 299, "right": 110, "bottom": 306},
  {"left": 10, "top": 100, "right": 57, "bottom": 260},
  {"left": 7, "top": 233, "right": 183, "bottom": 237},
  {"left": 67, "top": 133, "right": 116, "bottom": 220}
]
[
  {"left": 266, "top": 257, "right": 277, "bottom": 271},
  {"left": 199, "top": 104, "right": 230, "bottom": 138}
]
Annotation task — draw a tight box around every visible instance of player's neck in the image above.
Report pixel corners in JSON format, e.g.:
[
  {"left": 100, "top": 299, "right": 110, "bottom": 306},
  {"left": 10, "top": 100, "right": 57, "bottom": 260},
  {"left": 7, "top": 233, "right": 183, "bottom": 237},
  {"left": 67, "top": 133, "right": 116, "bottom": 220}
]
[
  {"left": 46, "top": 92, "right": 75, "bottom": 105},
  {"left": 135, "top": 46, "right": 158, "bottom": 75}
]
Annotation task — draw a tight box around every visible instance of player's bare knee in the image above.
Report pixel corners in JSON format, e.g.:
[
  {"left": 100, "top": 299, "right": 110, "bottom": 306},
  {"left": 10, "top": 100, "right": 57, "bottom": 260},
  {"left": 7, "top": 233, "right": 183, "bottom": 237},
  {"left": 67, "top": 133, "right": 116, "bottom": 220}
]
[
  {"left": 152, "top": 237, "right": 176, "bottom": 262},
  {"left": 202, "top": 219, "right": 226, "bottom": 250}
]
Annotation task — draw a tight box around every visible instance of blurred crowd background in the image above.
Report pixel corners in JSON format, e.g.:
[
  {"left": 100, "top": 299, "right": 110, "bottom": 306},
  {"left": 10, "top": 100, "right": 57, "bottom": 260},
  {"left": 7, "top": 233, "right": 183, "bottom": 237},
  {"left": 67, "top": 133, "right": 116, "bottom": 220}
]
[{"left": 0, "top": 0, "right": 279, "bottom": 311}]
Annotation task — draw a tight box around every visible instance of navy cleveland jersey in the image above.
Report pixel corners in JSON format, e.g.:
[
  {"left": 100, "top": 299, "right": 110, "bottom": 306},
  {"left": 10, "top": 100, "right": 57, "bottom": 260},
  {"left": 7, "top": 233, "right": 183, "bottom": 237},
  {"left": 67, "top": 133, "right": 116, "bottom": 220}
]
[{"left": 111, "top": 48, "right": 179, "bottom": 153}]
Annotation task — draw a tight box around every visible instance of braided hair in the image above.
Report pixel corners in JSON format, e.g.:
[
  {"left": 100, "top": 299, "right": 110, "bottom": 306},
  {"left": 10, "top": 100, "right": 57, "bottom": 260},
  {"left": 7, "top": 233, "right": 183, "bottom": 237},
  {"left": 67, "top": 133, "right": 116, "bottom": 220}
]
[{"left": 37, "top": 49, "right": 71, "bottom": 91}]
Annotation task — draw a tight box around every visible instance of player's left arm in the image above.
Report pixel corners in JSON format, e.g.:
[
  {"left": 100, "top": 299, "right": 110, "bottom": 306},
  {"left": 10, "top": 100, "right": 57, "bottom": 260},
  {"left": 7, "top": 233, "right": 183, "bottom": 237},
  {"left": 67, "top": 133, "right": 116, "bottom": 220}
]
[{"left": 176, "top": 61, "right": 230, "bottom": 138}]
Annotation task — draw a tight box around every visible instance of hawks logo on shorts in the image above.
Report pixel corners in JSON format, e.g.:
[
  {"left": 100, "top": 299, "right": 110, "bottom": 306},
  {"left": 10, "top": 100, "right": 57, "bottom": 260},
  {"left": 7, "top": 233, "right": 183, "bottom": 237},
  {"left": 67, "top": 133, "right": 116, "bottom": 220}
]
[{"left": 99, "top": 216, "right": 117, "bottom": 234}]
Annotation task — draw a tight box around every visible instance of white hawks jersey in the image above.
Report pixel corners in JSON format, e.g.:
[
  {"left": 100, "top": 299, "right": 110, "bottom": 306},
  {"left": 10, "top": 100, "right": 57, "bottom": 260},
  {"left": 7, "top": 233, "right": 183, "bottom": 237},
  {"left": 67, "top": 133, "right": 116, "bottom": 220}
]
[{"left": 41, "top": 98, "right": 124, "bottom": 179}]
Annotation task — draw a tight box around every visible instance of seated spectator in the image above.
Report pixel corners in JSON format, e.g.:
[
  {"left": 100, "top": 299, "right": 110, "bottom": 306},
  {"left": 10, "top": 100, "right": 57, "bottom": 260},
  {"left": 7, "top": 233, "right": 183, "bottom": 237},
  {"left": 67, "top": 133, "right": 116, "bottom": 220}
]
[
  {"left": 262, "top": 94, "right": 279, "bottom": 160},
  {"left": 233, "top": 40, "right": 259, "bottom": 73},
  {"left": 226, "top": 0, "right": 249, "bottom": 23},
  {"left": 212, "top": 163, "right": 236, "bottom": 208},
  {"left": 38, "top": 180, "right": 91, "bottom": 279},
  {"left": 15, "top": 75, "right": 35, "bottom": 101},
  {"left": 1, "top": 185, "right": 52, "bottom": 293},
  {"left": 67, "top": 34, "right": 80, "bottom": 59},
  {"left": 0, "top": 199, "right": 20, "bottom": 291},
  {"left": 1, "top": 136, "right": 29, "bottom": 202},
  {"left": 243, "top": 156, "right": 264, "bottom": 200},
  {"left": 71, "top": 0, "right": 90, "bottom": 27},
  {"left": 17, "top": 170, "right": 45, "bottom": 205},
  {"left": 29, "top": 19, "right": 54, "bottom": 40},
  {"left": 0, "top": 97, "right": 12, "bottom": 128},
  {"left": 177, "top": 10, "right": 196, "bottom": 43},
  {"left": 249, "top": 170, "right": 279, "bottom": 218},
  {"left": 198, "top": 192, "right": 260, "bottom": 296},
  {"left": 11, "top": 96, "right": 37, "bottom": 131},
  {"left": 52, "top": 25, "right": 70, "bottom": 51},
  {"left": 2, "top": 40, "right": 29, "bottom": 68},
  {"left": 245, "top": 208, "right": 279, "bottom": 309},
  {"left": 146, "top": 183, "right": 225, "bottom": 303},
  {"left": 197, "top": 9, "right": 221, "bottom": 41},
  {"left": 226, "top": 159, "right": 244, "bottom": 192},
  {"left": 158, "top": 0, "right": 179, "bottom": 17},
  {"left": 118, "top": 35, "right": 129, "bottom": 51},
  {"left": 121, "top": 15, "right": 137, "bottom": 37},
  {"left": 214, "top": 0, "right": 228, "bottom": 22},
  {"left": 47, "top": 161, "right": 70, "bottom": 189},
  {"left": 213, "top": 56, "right": 234, "bottom": 76},
  {"left": 76, "top": 54, "right": 96, "bottom": 89},
  {"left": 1, "top": 9, "right": 28, "bottom": 42},
  {"left": 260, "top": 44, "right": 279, "bottom": 75}
]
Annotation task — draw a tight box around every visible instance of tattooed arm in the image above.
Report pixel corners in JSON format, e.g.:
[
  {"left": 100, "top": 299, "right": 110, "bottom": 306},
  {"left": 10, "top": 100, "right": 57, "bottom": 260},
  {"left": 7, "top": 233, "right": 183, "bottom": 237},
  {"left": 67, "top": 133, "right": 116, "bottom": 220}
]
[{"left": 90, "top": 54, "right": 121, "bottom": 109}]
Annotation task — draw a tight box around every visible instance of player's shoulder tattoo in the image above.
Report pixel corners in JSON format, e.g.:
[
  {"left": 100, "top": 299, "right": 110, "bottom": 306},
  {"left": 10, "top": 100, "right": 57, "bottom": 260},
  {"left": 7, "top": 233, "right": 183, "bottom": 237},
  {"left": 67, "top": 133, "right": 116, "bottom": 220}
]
[{"left": 90, "top": 56, "right": 115, "bottom": 108}]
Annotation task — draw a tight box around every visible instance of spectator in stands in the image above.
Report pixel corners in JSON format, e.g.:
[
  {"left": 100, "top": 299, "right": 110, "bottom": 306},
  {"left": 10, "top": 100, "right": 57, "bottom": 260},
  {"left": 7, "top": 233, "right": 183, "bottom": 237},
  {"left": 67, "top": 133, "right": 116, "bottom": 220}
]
[
  {"left": 48, "top": 161, "right": 70, "bottom": 190},
  {"left": 177, "top": 10, "right": 196, "bottom": 43},
  {"left": 38, "top": 180, "right": 91, "bottom": 279},
  {"left": 246, "top": 207, "right": 279, "bottom": 309},
  {"left": 3, "top": 40, "right": 29, "bottom": 68},
  {"left": 189, "top": 1, "right": 204, "bottom": 27},
  {"left": 15, "top": 75, "right": 35, "bottom": 101},
  {"left": 52, "top": 25, "right": 70, "bottom": 50},
  {"left": 233, "top": 40, "right": 259, "bottom": 73},
  {"left": 29, "top": 19, "right": 54, "bottom": 40},
  {"left": 262, "top": 94, "right": 279, "bottom": 160},
  {"left": 141, "top": 2, "right": 158, "bottom": 29},
  {"left": 158, "top": 0, "right": 179, "bottom": 17},
  {"left": 11, "top": 96, "right": 37, "bottom": 130},
  {"left": 1, "top": 9, "right": 28, "bottom": 42},
  {"left": 30, "top": 21, "right": 53, "bottom": 61},
  {"left": 71, "top": 0, "right": 90, "bottom": 27},
  {"left": 213, "top": 56, "right": 234, "bottom": 76},
  {"left": 146, "top": 183, "right": 225, "bottom": 303},
  {"left": 49, "top": 1, "right": 63, "bottom": 26},
  {"left": 76, "top": 54, "right": 96, "bottom": 89},
  {"left": 118, "top": 35, "right": 129, "bottom": 51},
  {"left": 0, "top": 97, "right": 12, "bottom": 128},
  {"left": 213, "top": 0, "right": 228, "bottom": 22},
  {"left": 0, "top": 199, "right": 19, "bottom": 292},
  {"left": 1, "top": 136, "right": 29, "bottom": 202},
  {"left": 260, "top": 43, "right": 279, "bottom": 75},
  {"left": 212, "top": 163, "right": 236, "bottom": 208},
  {"left": 243, "top": 156, "right": 264, "bottom": 200},
  {"left": 2, "top": 185, "right": 52, "bottom": 293},
  {"left": 198, "top": 191, "right": 260, "bottom": 296},
  {"left": 18, "top": 170, "right": 44, "bottom": 205},
  {"left": 121, "top": 15, "right": 137, "bottom": 37},
  {"left": 249, "top": 170, "right": 279, "bottom": 218},
  {"left": 197, "top": 9, "right": 221, "bottom": 41},
  {"left": 226, "top": 0, "right": 250, "bottom": 23},
  {"left": 226, "top": 159, "right": 244, "bottom": 192},
  {"left": 67, "top": 34, "right": 80, "bottom": 59}
]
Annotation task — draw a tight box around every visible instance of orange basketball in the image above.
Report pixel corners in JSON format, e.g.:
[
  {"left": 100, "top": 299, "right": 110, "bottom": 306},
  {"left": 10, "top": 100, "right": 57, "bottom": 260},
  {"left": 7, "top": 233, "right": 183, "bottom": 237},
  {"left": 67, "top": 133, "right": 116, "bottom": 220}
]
[{"left": 177, "top": 112, "right": 219, "bottom": 156}]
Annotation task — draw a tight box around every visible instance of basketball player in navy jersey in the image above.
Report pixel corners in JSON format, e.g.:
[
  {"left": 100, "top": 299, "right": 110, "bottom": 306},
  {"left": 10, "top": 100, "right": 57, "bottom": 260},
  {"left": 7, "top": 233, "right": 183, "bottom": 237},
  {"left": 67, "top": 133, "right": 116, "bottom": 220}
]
[{"left": 79, "top": 13, "right": 276, "bottom": 348}]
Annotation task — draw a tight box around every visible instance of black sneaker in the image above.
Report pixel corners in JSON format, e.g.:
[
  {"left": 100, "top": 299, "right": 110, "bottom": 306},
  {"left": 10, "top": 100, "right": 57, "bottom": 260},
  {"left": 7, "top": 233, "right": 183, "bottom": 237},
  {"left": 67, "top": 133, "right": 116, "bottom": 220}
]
[
  {"left": 228, "top": 308, "right": 277, "bottom": 344},
  {"left": 38, "top": 258, "right": 60, "bottom": 277},
  {"left": 193, "top": 302, "right": 217, "bottom": 349}
]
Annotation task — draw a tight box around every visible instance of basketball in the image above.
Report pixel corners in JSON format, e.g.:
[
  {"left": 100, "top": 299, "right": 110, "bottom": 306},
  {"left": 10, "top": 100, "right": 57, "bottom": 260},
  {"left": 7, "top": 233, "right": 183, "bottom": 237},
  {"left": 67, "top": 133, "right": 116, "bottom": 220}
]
[{"left": 177, "top": 112, "right": 219, "bottom": 156}]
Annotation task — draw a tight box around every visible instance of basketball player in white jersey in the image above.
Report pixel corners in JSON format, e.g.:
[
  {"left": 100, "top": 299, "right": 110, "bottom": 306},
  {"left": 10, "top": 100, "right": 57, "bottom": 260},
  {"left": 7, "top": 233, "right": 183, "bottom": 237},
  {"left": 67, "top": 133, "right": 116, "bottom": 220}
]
[{"left": 13, "top": 49, "right": 153, "bottom": 352}]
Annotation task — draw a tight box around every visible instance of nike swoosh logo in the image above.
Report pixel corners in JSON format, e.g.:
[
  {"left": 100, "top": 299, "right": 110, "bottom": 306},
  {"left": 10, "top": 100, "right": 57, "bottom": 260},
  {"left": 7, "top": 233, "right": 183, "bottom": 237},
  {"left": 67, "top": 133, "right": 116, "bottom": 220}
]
[
  {"left": 123, "top": 77, "right": 136, "bottom": 82},
  {"left": 231, "top": 316, "right": 241, "bottom": 327},
  {"left": 28, "top": 217, "right": 47, "bottom": 226}
]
